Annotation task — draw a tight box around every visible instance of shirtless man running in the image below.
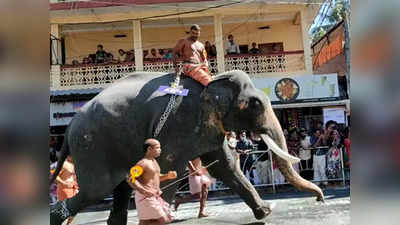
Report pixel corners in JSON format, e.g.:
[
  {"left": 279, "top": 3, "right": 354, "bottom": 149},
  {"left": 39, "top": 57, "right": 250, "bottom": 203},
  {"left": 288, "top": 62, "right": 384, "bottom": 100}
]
[
  {"left": 174, "top": 158, "right": 212, "bottom": 218},
  {"left": 127, "top": 138, "right": 177, "bottom": 225},
  {"left": 172, "top": 24, "right": 212, "bottom": 86}
]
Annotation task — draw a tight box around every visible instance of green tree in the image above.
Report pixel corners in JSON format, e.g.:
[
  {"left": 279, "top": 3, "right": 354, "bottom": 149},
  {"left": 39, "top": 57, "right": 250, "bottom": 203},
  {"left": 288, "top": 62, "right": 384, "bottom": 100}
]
[{"left": 328, "top": 0, "right": 346, "bottom": 23}]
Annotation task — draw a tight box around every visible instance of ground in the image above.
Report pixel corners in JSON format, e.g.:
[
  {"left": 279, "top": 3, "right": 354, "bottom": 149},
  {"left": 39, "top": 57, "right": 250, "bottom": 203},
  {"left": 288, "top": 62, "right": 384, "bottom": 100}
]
[{"left": 69, "top": 188, "right": 350, "bottom": 225}]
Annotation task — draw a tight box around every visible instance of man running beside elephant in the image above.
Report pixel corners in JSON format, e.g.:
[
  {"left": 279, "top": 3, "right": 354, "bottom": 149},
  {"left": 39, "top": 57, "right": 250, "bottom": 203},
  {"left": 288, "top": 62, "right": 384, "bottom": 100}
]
[
  {"left": 172, "top": 24, "right": 212, "bottom": 86},
  {"left": 126, "top": 138, "right": 177, "bottom": 225}
]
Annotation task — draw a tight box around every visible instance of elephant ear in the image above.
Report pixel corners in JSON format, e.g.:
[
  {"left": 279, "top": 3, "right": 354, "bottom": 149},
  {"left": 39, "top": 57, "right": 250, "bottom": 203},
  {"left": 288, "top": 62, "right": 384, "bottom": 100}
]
[{"left": 200, "top": 74, "right": 240, "bottom": 121}]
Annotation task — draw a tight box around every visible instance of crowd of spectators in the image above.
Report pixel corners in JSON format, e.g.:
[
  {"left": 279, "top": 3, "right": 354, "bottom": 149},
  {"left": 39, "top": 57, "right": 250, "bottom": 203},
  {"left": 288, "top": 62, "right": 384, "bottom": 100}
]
[
  {"left": 66, "top": 35, "right": 266, "bottom": 66},
  {"left": 226, "top": 120, "right": 350, "bottom": 187}
]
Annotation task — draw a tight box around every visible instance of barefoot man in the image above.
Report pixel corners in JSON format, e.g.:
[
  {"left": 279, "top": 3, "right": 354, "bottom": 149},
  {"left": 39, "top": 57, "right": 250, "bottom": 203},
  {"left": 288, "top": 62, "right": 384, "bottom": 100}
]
[
  {"left": 127, "top": 138, "right": 177, "bottom": 225},
  {"left": 172, "top": 24, "right": 212, "bottom": 86},
  {"left": 174, "top": 158, "right": 212, "bottom": 218}
]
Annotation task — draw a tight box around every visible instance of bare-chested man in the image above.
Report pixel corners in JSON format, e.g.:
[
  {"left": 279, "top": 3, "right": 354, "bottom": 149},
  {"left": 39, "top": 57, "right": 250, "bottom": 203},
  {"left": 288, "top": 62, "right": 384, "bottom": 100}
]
[
  {"left": 172, "top": 24, "right": 212, "bottom": 86},
  {"left": 174, "top": 158, "right": 212, "bottom": 218},
  {"left": 127, "top": 139, "right": 177, "bottom": 225},
  {"left": 55, "top": 155, "right": 78, "bottom": 225}
]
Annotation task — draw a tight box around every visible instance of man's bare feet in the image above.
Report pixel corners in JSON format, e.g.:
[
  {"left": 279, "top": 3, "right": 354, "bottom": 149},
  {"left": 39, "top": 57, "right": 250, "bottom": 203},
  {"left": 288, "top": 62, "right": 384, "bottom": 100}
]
[{"left": 198, "top": 212, "right": 208, "bottom": 218}]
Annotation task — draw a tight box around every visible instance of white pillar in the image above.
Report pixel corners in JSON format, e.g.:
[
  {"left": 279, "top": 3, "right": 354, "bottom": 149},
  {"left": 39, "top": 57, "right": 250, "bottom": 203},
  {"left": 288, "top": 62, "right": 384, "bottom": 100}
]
[
  {"left": 50, "top": 24, "right": 62, "bottom": 65},
  {"left": 50, "top": 65, "right": 61, "bottom": 90},
  {"left": 300, "top": 9, "right": 313, "bottom": 74},
  {"left": 214, "top": 14, "right": 225, "bottom": 73},
  {"left": 133, "top": 20, "right": 143, "bottom": 71}
]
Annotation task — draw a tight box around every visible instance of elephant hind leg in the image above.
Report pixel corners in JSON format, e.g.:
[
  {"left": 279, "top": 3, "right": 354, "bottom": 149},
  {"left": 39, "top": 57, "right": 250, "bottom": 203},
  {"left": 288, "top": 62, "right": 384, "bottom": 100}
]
[{"left": 107, "top": 181, "right": 133, "bottom": 225}]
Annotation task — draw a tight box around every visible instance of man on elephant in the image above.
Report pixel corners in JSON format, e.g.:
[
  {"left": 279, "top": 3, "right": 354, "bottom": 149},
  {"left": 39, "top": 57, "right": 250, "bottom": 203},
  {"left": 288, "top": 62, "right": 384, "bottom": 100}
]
[
  {"left": 126, "top": 139, "right": 177, "bottom": 225},
  {"left": 172, "top": 24, "right": 212, "bottom": 86}
]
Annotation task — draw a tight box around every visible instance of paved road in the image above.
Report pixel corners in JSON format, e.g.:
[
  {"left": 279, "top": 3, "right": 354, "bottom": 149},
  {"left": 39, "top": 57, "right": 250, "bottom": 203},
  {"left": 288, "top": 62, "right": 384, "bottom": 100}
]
[{"left": 70, "top": 188, "right": 350, "bottom": 225}]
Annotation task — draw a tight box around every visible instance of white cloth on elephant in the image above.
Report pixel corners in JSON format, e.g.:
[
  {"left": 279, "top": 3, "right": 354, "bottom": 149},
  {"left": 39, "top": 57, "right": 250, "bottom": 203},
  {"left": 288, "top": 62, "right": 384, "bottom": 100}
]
[
  {"left": 313, "top": 154, "right": 328, "bottom": 185},
  {"left": 255, "top": 161, "right": 270, "bottom": 184}
]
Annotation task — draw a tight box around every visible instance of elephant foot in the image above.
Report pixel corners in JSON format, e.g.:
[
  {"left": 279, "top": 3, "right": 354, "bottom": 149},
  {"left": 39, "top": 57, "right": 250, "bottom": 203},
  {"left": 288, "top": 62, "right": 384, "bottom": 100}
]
[
  {"left": 107, "top": 209, "right": 128, "bottom": 225},
  {"left": 253, "top": 202, "right": 275, "bottom": 220},
  {"left": 50, "top": 201, "right": 72, "bottom": 225}
]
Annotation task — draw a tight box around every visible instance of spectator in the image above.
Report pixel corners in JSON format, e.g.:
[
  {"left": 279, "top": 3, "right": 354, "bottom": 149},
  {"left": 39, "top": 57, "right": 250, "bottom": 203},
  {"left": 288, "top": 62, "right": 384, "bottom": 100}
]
[
  {"left": 326, "top": 129, "right": 342, "bottom": 181},
  {"left": 117, "top": 49, "right": 134, "bottom": 63},
  {"left": 82, "top": 57, "right": 91, "bottom": 64},
  {"left": 250, "top": 132, "right": 269, "bottom": 185},
  {"left": 88, "top": 54, "right": 96, "bottom": 64},
  {"left": 104, "top": 52, "right": 114, "bottom": 63},
  {"left": 95, "top": 44, "right": 107, "bottom": 63},
  {"left": 236, "top": 131, "right": 255, "bottom": 184},
  {"left": 310, "top": 128, "right": 321, "bottom": 146},
  {"left": 146, "top": 48, "right": 160, "bottom": 59},
  {"left": 225, "top": 34, "right": 240, "bottom": 55},
  {"left": 117, "top": 49, "right": 126, "bottom": 62},
  {"left": 343, "top": 127, "right": 350, "bottom": 181},
  {"left": 55, "top": 155, "right": 78, "bottom": 225},
  {"left": 286, "top": 127, "right": 300, "bottom": 174},
  {"left": 164, "top": 49, "right": 173, "bottom": 60},
  {"left": 249, "top": 42, "right": 260, "bottom": 54},
  {"left": 205, "top": 41, "right": 216, "bottom": 57},
  {"left": 312, "top": 122, "right": 336, "bottom": 187},
  {"left": 143, "top": 50, "right": 149, "bottom": 59},
  {"left": 298, "top": 128, "right": 313, "bottom": 180},
  {"left": 71, "top": 60, "right": 80, "bottom": 66},
  {"left": 158, "top": 49, "right": 165, "bottom": 58}
]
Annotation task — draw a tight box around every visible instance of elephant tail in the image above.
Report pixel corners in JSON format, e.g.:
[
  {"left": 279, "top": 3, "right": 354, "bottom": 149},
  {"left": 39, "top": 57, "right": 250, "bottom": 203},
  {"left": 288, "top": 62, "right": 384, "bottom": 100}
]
[{"left": 49, "top": 134, "right": 70, "bottom": 185}]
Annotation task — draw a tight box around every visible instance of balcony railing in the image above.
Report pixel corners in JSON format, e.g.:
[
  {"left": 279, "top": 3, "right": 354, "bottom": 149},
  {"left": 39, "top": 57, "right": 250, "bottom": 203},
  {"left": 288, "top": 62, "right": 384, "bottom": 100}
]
[
  {"left": 50, "top": 51, "right": 304, "bottom": 90},
  {"left": 224, "top": 51, "right": 305, "bottom": 76}
]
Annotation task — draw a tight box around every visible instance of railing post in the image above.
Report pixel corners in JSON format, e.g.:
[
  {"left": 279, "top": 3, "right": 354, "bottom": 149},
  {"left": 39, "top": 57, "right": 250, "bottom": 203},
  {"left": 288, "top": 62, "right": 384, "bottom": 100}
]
[
  {"left": 300, "top": 9, "right": 313, "bottom": 74},
  {"left": 133, "top": 20, "right": 143, "bottom": 71},
  {"left": 50, "top": 65, "right": 61, "bottom": 90},
  {"left": 214, "top": 14, "right": 225, "bottom": 73}
]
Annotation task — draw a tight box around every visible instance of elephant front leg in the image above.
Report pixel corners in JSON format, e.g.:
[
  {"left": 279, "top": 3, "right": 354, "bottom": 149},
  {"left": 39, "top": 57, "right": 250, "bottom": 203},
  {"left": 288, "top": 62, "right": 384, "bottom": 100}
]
[
  {"left": 107, "top": 181, "right": 133, "bottom": 225},
  {"left": 201, "top": 149, "right": 273, "bottom": 220}
]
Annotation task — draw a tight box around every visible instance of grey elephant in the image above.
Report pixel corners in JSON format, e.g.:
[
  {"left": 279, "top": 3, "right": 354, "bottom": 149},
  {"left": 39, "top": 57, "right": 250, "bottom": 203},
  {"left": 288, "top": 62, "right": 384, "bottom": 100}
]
[{"left": 50, "top": 70, "right": 324, "bottom": 225}]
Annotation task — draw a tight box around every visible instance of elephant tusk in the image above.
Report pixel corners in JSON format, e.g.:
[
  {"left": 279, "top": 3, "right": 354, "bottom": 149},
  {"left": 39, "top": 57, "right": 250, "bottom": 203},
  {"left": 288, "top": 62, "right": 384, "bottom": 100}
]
[{"left": 260, "top": 134, "right": 300, "bottom": 164}]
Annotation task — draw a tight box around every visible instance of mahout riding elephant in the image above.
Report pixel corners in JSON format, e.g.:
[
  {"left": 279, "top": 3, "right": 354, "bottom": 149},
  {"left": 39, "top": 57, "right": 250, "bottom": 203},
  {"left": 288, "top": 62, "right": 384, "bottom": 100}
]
[{"left": 50, "top": 70, "right": 324, "bottom": 225}]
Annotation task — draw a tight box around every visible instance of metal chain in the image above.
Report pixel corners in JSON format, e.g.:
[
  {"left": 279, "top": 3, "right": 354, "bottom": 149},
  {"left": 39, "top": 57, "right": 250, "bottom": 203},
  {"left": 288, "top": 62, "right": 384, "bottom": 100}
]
[{"left": 153, "top": 69, "right": 182, "bottom": 138}]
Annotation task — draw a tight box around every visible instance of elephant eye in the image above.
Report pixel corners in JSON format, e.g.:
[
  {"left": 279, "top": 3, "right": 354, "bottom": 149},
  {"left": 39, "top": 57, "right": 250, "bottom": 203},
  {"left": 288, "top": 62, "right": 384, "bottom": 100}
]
[{"left": 250, "top": 98, "right": 262, "bottom": 108}]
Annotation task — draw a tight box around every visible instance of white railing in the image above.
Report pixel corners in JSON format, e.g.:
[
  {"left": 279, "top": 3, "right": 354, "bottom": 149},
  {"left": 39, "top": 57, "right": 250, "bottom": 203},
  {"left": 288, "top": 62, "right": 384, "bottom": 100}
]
[
  {"left": 57, "top": 62, "right": 135, "bottom": 88},
  {"left": 225, "top": 51, "right": 305, "bottom": 76},
  {"left": 143, "top": 58, "right": 218, "bottom": 75},
  {"left": 50, "top": 53, "right": 301, "bottom": 90}
]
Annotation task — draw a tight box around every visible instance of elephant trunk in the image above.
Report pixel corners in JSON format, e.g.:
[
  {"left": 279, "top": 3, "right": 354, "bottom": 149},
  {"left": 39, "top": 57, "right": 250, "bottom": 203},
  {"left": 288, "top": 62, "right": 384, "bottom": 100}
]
[
  {"left": 202, "top": 137, "right": 272, "bottom": 220},
  {"left": 264, "top": 105, "right": 324, "bottom": 202}
]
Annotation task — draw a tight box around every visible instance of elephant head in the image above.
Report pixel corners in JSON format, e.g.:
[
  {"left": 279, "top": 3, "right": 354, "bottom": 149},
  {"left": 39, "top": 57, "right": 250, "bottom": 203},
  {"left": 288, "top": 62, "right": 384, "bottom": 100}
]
[{"left": 198, "top": 70, "right": 324, "bottom": 220}]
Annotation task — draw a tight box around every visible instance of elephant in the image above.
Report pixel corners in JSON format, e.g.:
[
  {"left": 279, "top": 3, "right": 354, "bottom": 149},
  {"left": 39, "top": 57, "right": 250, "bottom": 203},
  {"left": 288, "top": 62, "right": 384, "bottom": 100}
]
[{"left": 50, "top": 70, "right": 324, "bottom": 225}]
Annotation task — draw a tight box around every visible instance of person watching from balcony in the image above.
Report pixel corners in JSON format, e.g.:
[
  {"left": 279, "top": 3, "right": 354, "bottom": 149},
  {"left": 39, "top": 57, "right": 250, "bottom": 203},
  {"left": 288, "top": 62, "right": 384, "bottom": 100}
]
[
  {"left": 105, "top": 52, "right": 115, "bottom": 63},
  {"left": 225, "top": 34, "right": 240, "bottom": 55},
  {"left": 205, "top": 41, "right": 216, "bottom": 57},
  {"left": 117, "top": 49, "right": 126, "bottom": 62},
  {"left": 172, "top": 24, "right": 212, "bottom": 86},
  {"left": 158, "top": 49, "right": 165, "bottom": 59},
  {"left": 71, "top": 60, "right": 80, "bottom": 66},
  {"left": 249, "top": 42, "right": 260, "bottom": 54},
  {"left": 82, "top": 57, "right": 90, "bottom": 65},
  {"left": 164, "top": 49, "right": 173, "bottom": 60},
  {"left": 117, "top": 49, "right": 134, "bottom": 63},
  {"left": 95, "top": 44, "right": 107, "bottom": 64},
  {"left": 147, "top": 48, "right": 160, "bottom": 60}
]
